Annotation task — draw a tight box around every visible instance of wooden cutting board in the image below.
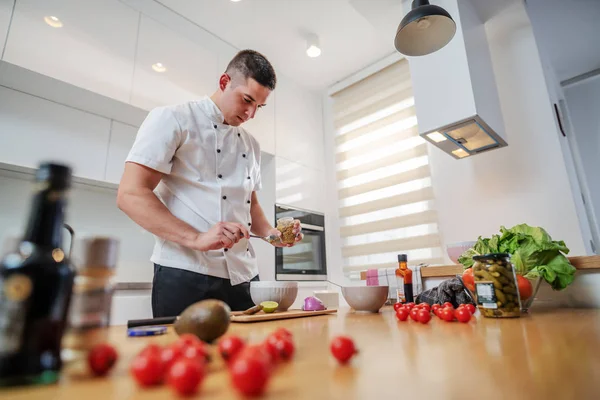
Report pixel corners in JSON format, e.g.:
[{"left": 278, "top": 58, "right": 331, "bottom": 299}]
[{"left": 231, "top": 308, "right": 337, "bottom": 323}]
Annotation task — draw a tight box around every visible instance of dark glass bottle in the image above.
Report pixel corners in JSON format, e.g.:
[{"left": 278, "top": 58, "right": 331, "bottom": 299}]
[{"left": 0, "top": 163, "right": 75, "bottom": 386}]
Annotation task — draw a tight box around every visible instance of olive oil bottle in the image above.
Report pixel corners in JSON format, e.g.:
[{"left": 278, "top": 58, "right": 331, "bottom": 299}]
[{"left": 0, "top": 163, "right": 75, "bottom": 386}]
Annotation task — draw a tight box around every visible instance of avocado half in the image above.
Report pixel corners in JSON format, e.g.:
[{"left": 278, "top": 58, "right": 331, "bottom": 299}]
[{"left": 174, "top": 299, "right": 231, "bottom": 343}]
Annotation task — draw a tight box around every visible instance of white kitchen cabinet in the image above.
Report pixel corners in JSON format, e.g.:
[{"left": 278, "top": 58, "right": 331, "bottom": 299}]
[
  {"left": 3, "top": 0, "right": 138, "bottom": 103},
  {"left": 105, "top": 121, "right": 138, "bottom": 184},
  {"left": 275, "top": 156, "right": 325, "bottom": 213},
  {"left": 0, "top": 86, "right": 111, "bottom": 180},
  {"left": 275, "top": 76, "right": 324, "bottom": 171},
  {"left": 0, "top": 0, "right": 12, "bottom": 58},
  {"left": 130, "top": 15, "right": 218, "bottom": 111}
]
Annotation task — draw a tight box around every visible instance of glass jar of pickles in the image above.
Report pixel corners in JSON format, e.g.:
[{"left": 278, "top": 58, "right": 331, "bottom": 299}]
[{"left": 472, "top": 253, "right": 521, "bottom": 318}]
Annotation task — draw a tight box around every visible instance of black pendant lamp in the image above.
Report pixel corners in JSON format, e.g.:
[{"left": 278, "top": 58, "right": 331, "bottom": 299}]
[{"left": 394, "top": 0, "right": 456, "bottom": 56}]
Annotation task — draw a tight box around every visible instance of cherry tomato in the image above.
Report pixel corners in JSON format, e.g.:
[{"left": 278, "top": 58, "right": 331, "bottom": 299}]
[
  {"left": 218, "top": 336, "right": 246, "bottom": 363},
  {"left": 263, "top": 337, "right": 280, "bottom": 364},
  {"left": 182, "top": 342, "right": 210, "bottom": 365},
  {"left": 434, "top": 308, "right": 443, "bottom": 318},
  {"left": 167, "top": 358, "right": 205, "bottom": 396},
  {"left": 330, "top": 336, "right": 358, "bottom": 364},
  {"left": 274, "top": 337, "right": 295, "bottom": 361},
  {"left": 130, "top": 353, "right": 164, "bottom": 386},
  {"left": 396, "top": 308, "right": 410, "bottom": 321},
  {"left": 417, "top": 309, "right": 431, "bottom": 324},
  {"left": 455, "top": 308, "right": 472, "bottom": 323},
  {"left": 160, "top": 343, "right": 184, "bottom": 372},
  {"left": 230, "top": 353, "right": 271, "bottom": 396},
  {"left": 464, "top": 304, "right": 476, "bottom": 315},
  {"left": 419, "top": 303, "right": 431, "bottom": 312},
  {"left": 88, "top": 343, "right": 118, "bottom": 376},
  {"left": 176, "top": 334, "right": 201, "bottom": 348},
  {"left": 393, "top": 303, "right": 403, "bottom": 312},
  {"left": 431, "top": 304, "right": 441, "bottom": 313},
  {"left": 442, "top": 302, "right": 454, "bottom": 309},
  {"left": 440, "top": 308, "right": 455, "bottom": 322},
  {"left": 410, "top": 308, "right": 420, "bottom": 322},
  {"left": 272, "top": 328, "right": 293, "bottom": 340},
  {"left": 406, "top": 302, "right": 416, "bottom": 309},
  {"left": 238, "top": 344, "right": 275, "bottom": 369},
  {"left": 139, "top": 343, "right": 162, "bottom": 357}
]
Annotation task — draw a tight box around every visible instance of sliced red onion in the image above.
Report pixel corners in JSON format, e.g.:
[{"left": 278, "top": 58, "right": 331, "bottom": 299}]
[{"left": 303, "top": 296, "right": 326, "bottom": 311}]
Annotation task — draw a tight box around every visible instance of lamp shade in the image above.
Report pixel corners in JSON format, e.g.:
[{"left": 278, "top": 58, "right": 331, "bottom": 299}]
[{"left": 394, "top": 0, "right": 456, "bottom": 56}]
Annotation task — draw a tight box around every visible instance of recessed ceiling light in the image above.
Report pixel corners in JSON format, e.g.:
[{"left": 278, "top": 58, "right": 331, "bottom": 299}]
[
  {"left": 306, "top": 34, "right": 321, "bottom": 58},
  {"left": 231, "top": 0, "right": 242, "bottom": 2},
  {"left": 452, "top": 148, "right": 470, "bottom": 158},
  {"left": 152, "top": 63, "right": 167, "bottom": 73},
  {"left": 44, "top": 16, "right": 63, "bottom": 28},
  {"left": 427, "top": 131, "right": 447, "bottom": 143}
]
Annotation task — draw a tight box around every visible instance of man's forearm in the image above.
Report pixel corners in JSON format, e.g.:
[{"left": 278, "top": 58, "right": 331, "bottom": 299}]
[
  {"left": 117, "top": 188, "right": 200, "bottom": 248},
  {"left": 249, "top": 193, "right": 274, "bottom": 237}
]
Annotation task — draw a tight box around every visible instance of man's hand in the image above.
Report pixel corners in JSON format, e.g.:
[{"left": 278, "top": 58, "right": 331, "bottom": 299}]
[
  {"left": 192, "top": 222, "right": 249, "bottom": 251},
  {"left": 268, "top": 219, "right": 304, "bottom": 248}
]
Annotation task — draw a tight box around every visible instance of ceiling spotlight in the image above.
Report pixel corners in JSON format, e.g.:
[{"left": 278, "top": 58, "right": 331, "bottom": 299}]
[
  {"left": 306, "top": 34, "right": 321, "bottom": 58},
  {"left": 44, "top": 16, "right": 63, "bottom": 28},
  {"left": 231, "top": 0, "right": 242, "bottom": 2},
  {"left": 152, "top": 63, "right": 167, "bottom": 73}
]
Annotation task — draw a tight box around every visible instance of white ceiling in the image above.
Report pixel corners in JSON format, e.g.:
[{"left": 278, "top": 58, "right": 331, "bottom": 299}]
[
  {"left": 526, "top": 0, "right": 600, "bottom": 82},
  {"left": 155, "top": 0, "right": 408, "bottom": 90}
]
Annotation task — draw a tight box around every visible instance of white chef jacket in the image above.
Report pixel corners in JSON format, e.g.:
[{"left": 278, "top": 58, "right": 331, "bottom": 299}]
[{"left": 126, "top": 96, "right": 262, "bottom": 285}]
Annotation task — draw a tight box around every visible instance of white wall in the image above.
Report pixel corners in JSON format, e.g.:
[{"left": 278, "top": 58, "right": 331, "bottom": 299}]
[
  {"left": 564, "top": 76, "right": 600, "bottom": 249},
  {"left": 426, "top": 1, "right": 586, "bottom": 256}
]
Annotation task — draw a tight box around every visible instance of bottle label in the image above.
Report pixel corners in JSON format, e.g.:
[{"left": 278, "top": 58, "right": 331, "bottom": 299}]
[
  {"left": 68, "top": 286, "right": 114, "bottom": 329},
  {"left": 396, "top": 277, "right": 405, "bottom": 303},
  {"left": 475, "top": 282, "right": 498, "bottom": 309},
  {"left": 0, "top": 274, "right": 32, "bottom": 354}
]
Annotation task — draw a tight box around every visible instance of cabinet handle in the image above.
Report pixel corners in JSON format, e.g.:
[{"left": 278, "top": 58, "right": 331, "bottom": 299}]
[{"left": 554, "top": 103, "right": 566, "bottom": 137}]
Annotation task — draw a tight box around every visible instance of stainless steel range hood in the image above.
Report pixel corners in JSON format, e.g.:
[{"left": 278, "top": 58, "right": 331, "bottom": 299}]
[{"left": 406, "top": 0, "right": 507, "bottom": 159}]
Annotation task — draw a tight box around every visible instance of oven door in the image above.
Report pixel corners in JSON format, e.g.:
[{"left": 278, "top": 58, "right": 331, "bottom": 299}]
[{"left": 275, "top": 226, "right": 327, "bottom": 281}]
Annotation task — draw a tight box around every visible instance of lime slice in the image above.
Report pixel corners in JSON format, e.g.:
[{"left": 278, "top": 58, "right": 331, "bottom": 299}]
[{"left": 260, "top": 301, "right": 279, "bottom": 313}]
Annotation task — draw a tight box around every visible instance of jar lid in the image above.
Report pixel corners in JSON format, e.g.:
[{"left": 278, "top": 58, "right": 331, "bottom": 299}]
[
  {"left": 472, "top": 253, "right": 510, "bottom": 262},
  {"left": 397, "top": 254, "right": 407, "bottom": 262},
  {"left": 73, "top": 236, "right": 119, "bottom": 273}
]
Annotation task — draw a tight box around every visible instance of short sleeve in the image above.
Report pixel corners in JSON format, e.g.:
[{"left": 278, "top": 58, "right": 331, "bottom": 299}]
[{"left": 126, "top": 107, "right": 182, "bottom": 174}]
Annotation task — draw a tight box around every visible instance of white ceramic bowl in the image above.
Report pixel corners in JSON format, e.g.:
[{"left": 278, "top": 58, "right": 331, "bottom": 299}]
[
  {"left": 446, "top": 241, "right": 477, "bottom": 264},
  {"left": 250, "top": 281, "right": 298, "bottom": 311},
  {"left": 341, "top": 286, "right": 389, "bottom": 313}
]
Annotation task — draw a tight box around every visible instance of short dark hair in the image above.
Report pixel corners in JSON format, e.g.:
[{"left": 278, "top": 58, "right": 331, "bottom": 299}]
[{"left": 226, "top": 50, "right": 277, "bottom": 91}]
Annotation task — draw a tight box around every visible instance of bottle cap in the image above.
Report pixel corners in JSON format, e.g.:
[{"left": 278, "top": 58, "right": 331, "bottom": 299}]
[
  {"left": 398, "top": 254, "right": 407, "bottom": 262},
  {"left": 36, "top": 162, "right": 72, "bottom": 190}
]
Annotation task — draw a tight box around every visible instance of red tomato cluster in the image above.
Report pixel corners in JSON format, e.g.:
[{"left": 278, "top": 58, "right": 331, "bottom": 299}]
[{"left": 395, "top": 302, "right": 477, "bottom": 324}]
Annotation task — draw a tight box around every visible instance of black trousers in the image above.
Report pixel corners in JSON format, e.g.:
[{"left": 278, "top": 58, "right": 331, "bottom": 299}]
[{"left": 151, "top": 264, "right": 259, "bottom": 317}]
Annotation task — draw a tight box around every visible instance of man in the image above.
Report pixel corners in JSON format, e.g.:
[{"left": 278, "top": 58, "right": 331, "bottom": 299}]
[{"left": 117, "top": 50, "right": 302, "bottom": 316}]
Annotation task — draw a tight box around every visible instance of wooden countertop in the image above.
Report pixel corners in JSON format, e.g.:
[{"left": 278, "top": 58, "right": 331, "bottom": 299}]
[{"left": 3, "top": 307, "right": 600, "bottom": 399}]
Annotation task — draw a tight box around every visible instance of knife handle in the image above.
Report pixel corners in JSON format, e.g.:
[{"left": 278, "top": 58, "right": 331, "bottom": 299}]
[{"left": 127, "top": 316, "right": 177, "bottom": 329}]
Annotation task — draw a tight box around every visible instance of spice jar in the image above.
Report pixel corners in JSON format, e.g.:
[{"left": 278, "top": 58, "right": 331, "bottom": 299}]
[
  {"left": 472, "top": 253, "right": 521, "bottom": 318},
  {"left": 62, "top": 236, "right": 119, "bottom": 373},
  {"left": 276, "top": 217, "right": 296, "bottom": 245}
]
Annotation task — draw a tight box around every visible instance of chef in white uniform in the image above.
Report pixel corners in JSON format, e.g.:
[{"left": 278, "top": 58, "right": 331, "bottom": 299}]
[{"left": 117, "top": 50, "right": 303, "bottom": 315}]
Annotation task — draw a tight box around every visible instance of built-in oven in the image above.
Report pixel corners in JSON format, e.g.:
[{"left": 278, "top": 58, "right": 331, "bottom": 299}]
[{"left": 275, "top": 204, "right": 327, "bottom": 281}]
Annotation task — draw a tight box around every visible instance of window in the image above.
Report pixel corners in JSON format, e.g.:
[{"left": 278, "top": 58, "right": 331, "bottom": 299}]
[{"left": 330, "top": 60, "right": 444, "bottom": 275}]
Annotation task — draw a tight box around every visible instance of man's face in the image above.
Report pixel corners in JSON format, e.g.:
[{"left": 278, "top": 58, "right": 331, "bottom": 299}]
[{"left": 220, "top": 74, "right": 271, "bottom": 126}]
